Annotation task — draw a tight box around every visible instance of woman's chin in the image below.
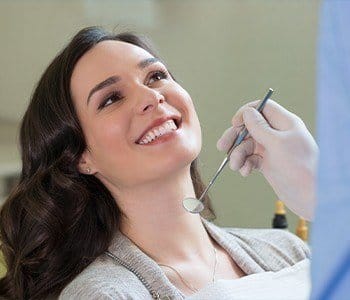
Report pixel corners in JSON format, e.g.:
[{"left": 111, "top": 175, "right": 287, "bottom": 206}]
[{"left": 141, "top": 150, "right": 198, "bottom": 175}]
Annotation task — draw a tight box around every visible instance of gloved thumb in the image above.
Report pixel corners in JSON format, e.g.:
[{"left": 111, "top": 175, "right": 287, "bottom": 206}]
[{"left": 242, "top": 107, "right": 275, "bottom": 146}]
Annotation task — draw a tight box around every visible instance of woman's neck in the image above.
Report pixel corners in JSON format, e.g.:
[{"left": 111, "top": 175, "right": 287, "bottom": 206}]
[{"left": 114, "top": 167, "right": 216, "bottom": 266}]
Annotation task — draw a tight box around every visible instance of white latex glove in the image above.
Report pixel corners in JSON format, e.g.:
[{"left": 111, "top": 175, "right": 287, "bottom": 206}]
[{"left": 216, "top": 99, "right": 319, "bottom": 221}]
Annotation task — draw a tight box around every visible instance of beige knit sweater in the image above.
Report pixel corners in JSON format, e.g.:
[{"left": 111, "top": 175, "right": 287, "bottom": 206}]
[{"left": 59, "top": 217, "right": 311, "bottom": 299}]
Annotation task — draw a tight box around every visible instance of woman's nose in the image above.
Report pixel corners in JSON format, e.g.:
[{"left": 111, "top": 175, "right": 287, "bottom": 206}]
[{"left": 135, "top": 87, "right": 165, "bottom": 113}]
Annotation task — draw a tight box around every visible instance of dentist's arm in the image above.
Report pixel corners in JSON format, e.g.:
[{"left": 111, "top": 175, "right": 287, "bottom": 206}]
[{"left": 217, "top": 99, "right": 319, "bottom": 221}]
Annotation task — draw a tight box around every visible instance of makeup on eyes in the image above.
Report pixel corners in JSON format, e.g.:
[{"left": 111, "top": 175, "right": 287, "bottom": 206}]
[
  {"left": 97, "top": 68, "right": 169, "bottom": 110},
  {"left": 98, "top": 91, "right": 123, "bottom": 110}
]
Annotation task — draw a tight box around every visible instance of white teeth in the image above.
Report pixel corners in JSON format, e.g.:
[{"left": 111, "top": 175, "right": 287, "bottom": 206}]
[
  {"left": 138, "top": 119, "right": 177, "bottom": 144},
  {"left": 149, "top": 132, "right": 156, "bottom": 140}
]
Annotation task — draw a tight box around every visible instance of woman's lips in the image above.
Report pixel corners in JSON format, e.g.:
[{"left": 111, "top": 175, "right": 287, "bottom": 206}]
[{"left": 135, "top": 116, "right": 181, "bottom": 144}]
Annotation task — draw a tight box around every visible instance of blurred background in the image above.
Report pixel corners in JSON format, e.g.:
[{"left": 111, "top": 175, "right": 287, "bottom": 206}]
[{"left": 0, "top": 0, "right": 319, "bottom": 248}]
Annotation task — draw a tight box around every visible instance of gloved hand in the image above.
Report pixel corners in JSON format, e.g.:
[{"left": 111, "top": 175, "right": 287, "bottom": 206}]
[{"left": 216, "top": 99, "right": 319, "bottom": 221}]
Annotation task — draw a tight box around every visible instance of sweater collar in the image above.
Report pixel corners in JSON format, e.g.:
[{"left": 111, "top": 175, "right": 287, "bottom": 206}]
[{"left": 107, "top": 216, "right": 263, "bottom": 299}]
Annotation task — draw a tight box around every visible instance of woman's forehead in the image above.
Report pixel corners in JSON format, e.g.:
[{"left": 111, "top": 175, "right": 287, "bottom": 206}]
[
  {"left": 77, "top": 40, "right": 153, "bottom": 70},
  {"left": 70, "top": 40, "right": 155, "bottom": 99}
]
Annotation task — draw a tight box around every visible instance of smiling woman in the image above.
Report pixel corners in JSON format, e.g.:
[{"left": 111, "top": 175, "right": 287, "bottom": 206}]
[
  {"left": 0, "top": 26, "right": 310, "bottom": 300},
  {"left": 0, "top": 26, "right": 215, "bottom": 299}
]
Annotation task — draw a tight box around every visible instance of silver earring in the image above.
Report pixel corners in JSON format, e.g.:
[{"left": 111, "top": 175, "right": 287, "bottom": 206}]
[{"left": 86, "top": 167, "right": 91, "bottom": 174}]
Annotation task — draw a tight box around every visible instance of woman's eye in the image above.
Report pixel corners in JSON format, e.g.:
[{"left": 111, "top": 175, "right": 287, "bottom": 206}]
[
  {"left": 97, "top": 70, "right": 168, "bottom": 110},
  {"left": 98, "top": 91, "right": 123, "bottom": 110},
  {"left": 148, "top": 70, "right": 168, "bottom": 84}
]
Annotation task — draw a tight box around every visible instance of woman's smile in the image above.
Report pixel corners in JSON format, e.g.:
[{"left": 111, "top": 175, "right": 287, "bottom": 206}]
[
  {"left": 136, "top": 119, "right": 183, "bottom": 146},
  {"left": 136, "top": 115, "right": 182, "bottom": 143}
]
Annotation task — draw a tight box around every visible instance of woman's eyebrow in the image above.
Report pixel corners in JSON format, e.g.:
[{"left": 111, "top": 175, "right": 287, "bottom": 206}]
[
  {"left": 87, "top": 76, "right": 120, "bottom": 106},
  {"left": 86, "top": 57, "right": 161, "bottom": 106},
  {"left": 137, "top": 57, "right": 160, "bottom": 69}
]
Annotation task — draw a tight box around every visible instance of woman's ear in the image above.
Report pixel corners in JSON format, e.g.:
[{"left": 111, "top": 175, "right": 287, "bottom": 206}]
[{"left": 77, "top": 149, "right": 96, "bottom": 175}]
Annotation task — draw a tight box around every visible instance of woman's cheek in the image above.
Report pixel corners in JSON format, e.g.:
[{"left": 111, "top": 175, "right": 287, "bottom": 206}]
[{"left": 92, "top": 120, "right": 125, "bottom": 155}]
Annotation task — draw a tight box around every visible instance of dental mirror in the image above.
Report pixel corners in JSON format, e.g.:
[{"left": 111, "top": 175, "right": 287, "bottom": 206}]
[{"left": 182, "top": 88, "right": 274, "bottom": 214}]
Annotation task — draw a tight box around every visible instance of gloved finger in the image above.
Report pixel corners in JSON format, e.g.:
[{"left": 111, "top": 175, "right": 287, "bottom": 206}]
[
  {"left": 228, "top": 137, "right": 255, "bottom": 171},
  {"left": 239, "top": 154, "right": 263, "bottom": 177},
  {"left": 232, "top": 99, "right": 298, "bottom": 131},
  {"left": 242, "top": 107, "right": 276, "bottom": 146},
  {"left": 231, "top": 100, "right": 261, "bottom": 128},
  {"left": 216, "top": 125, "right": 245, "bottom": 152}
]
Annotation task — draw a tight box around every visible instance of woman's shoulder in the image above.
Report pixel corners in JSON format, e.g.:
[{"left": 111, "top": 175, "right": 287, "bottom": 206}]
[
  {"left": 222, "top": 226, "right": 311, "bottom": 270},
  {"left": 58, "top": 254, "right": 150, "bottom": 300}
]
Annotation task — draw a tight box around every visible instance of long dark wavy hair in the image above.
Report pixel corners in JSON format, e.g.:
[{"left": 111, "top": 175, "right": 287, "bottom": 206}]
[{"left": 0, "top": 26, "right": 216, "bottom": 299}]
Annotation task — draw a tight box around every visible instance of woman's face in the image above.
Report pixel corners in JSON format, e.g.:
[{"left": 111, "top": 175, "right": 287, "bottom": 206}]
[{"left": 70, "top": 40, "right": 202, "bottom": 189}]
